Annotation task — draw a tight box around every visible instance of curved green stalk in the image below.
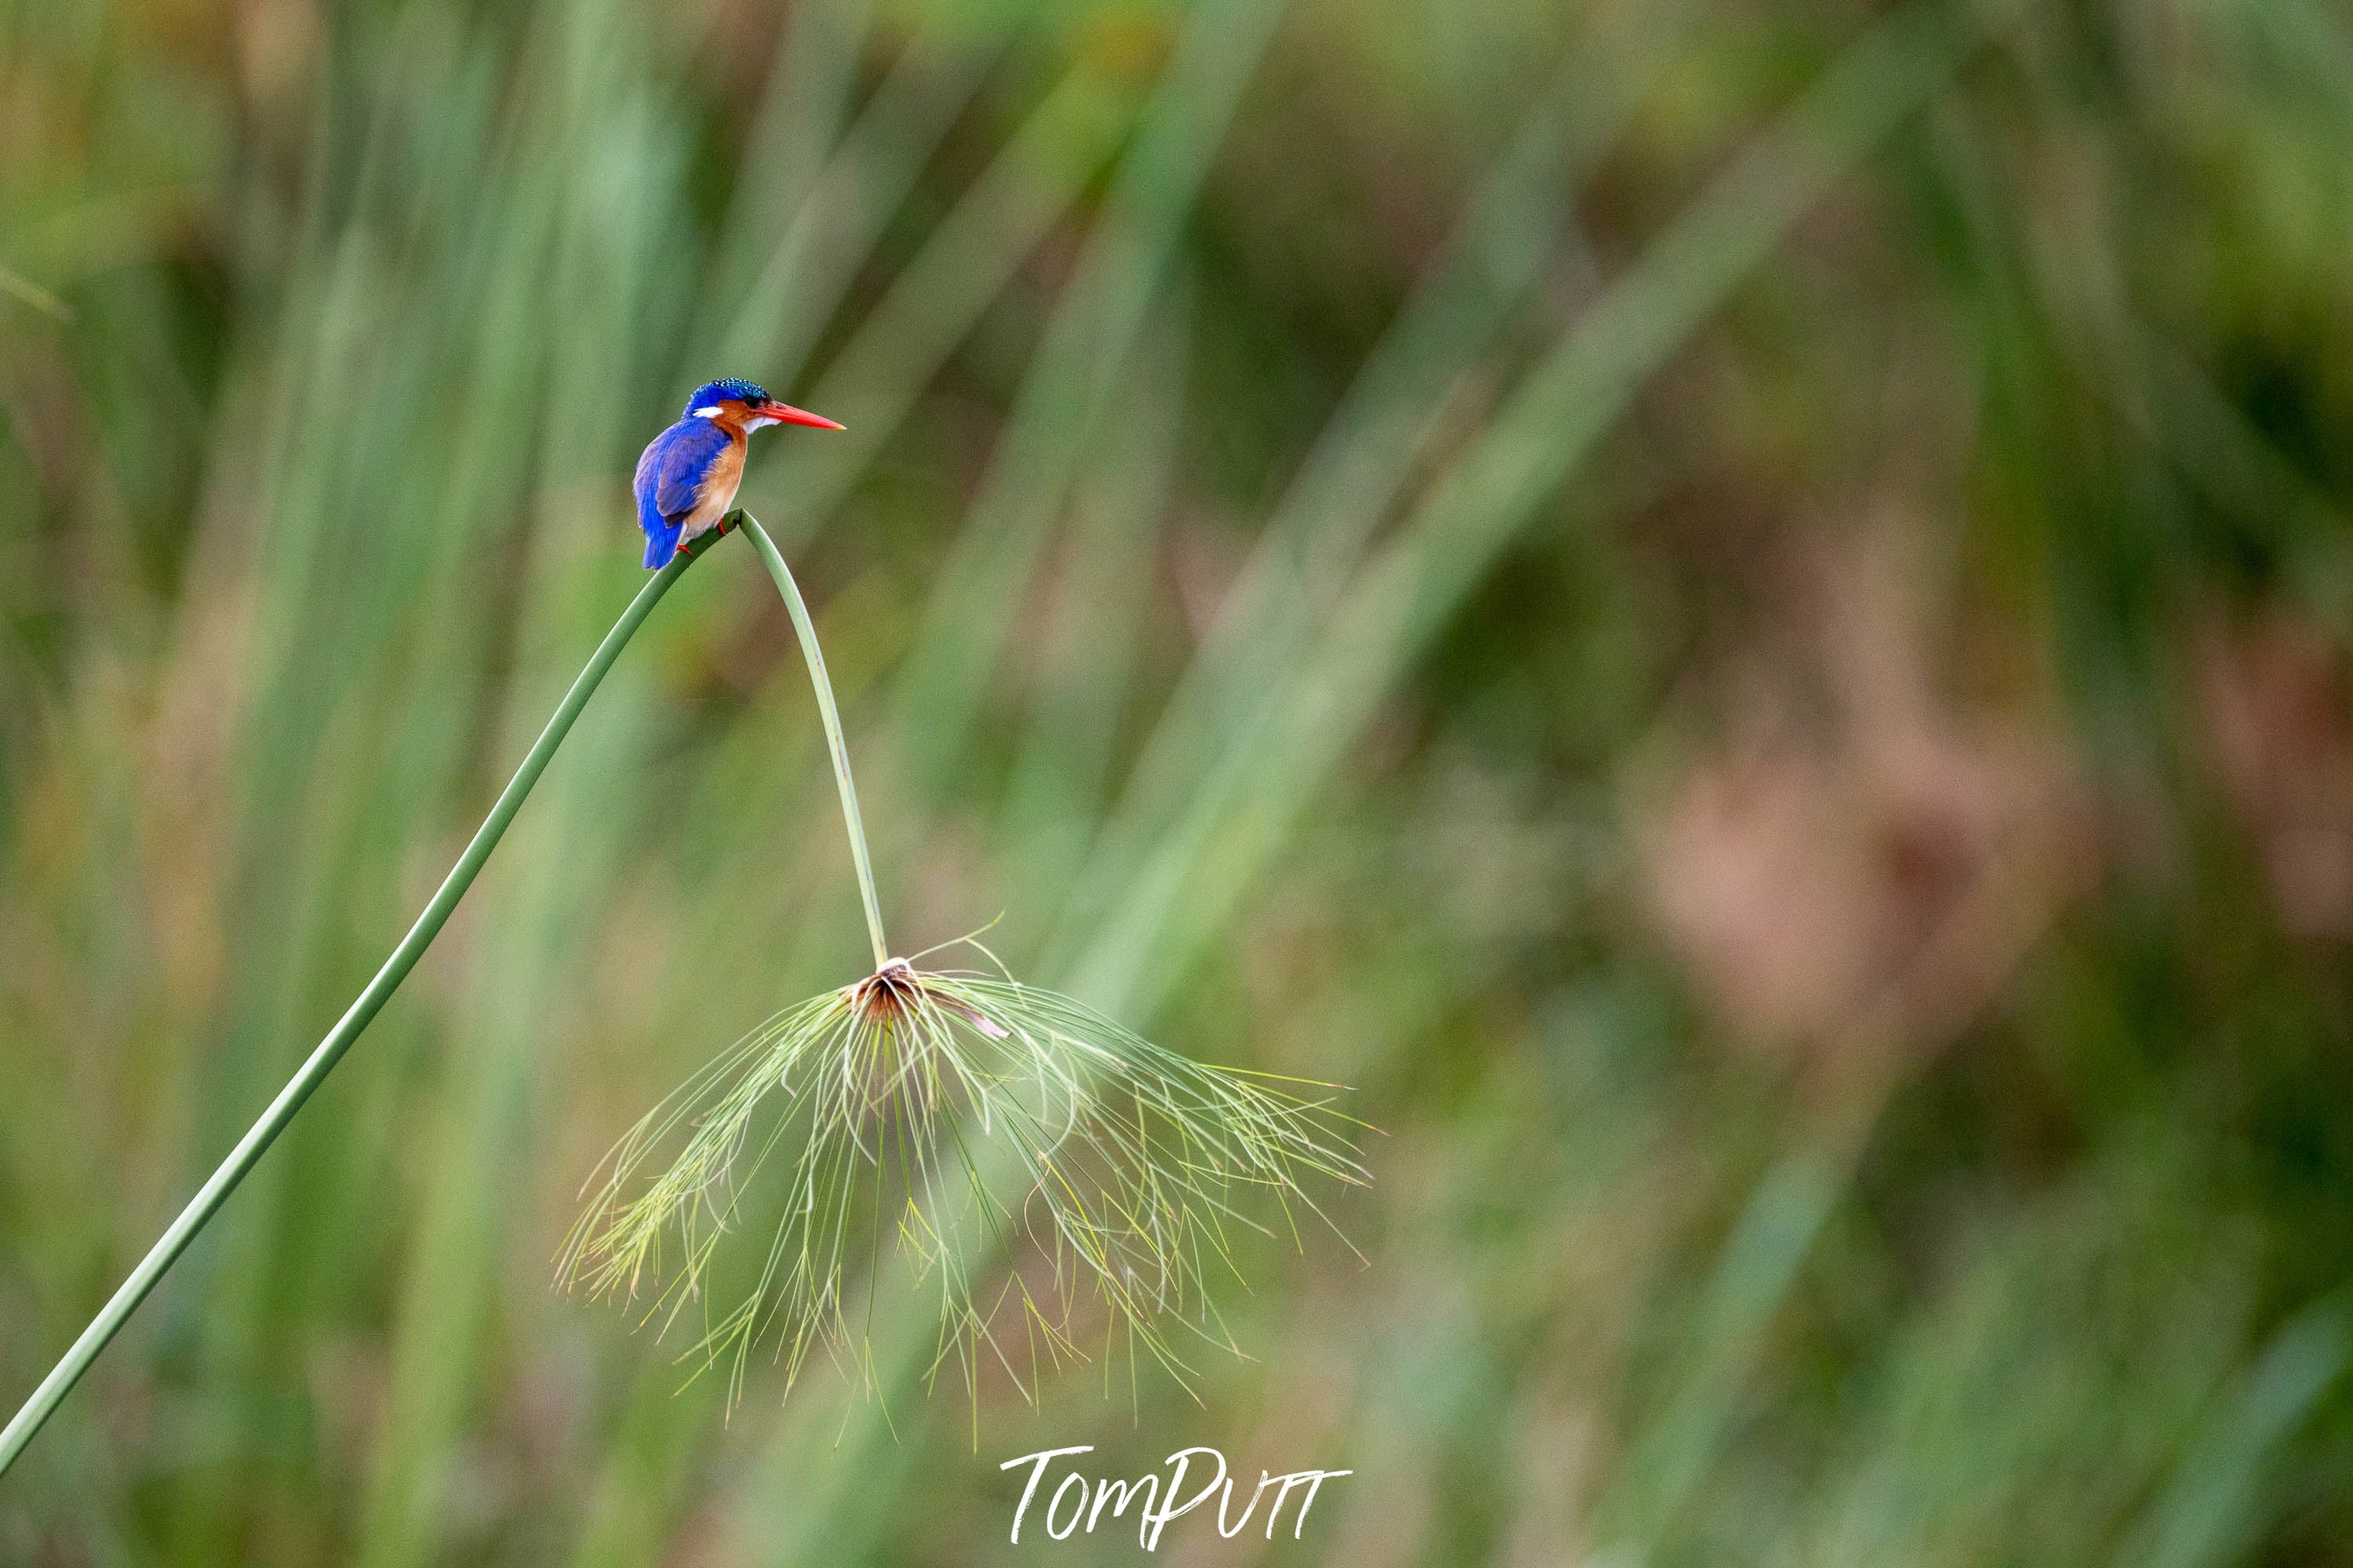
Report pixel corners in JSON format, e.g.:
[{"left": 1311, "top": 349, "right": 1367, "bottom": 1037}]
[
  {"left": 740, "top": 513, "right": 891, "bottom": 969},
  {"left": 0, "top": 542, "right": 705, "bottom": 1481}
]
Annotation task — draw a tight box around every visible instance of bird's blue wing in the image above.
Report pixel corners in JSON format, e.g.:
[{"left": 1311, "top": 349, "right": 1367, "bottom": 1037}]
[
  {"left": 632, "top": 418, "right": 727, "bottom": 568},
  {"left": 655, "top": 419, "right": 728, "bottom": 518}
]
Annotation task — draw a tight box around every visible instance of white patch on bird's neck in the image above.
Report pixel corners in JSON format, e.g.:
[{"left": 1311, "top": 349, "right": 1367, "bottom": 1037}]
[{"left": 692, "top": 406, "right": 723, "bottom": 419}]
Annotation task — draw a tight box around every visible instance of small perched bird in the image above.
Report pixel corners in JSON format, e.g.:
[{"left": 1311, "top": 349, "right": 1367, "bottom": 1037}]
[{"left": 634, "top": 378, "right": 843, "bottom": 569}]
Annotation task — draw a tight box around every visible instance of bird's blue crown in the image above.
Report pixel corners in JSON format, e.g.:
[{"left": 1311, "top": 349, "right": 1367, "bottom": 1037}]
[{"left": 683, "top": 378, "right": 770, "bottom": 414}]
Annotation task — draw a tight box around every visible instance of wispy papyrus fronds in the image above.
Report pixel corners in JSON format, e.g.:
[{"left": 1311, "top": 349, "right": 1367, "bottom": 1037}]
[{"left": 561, "top": 956, "right": 1364, "bottom": 1405}]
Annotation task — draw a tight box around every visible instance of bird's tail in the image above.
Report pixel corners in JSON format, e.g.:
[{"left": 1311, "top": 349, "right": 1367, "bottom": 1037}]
[{"left": 640, "top": 512, "right": 682, "bottom": 570}]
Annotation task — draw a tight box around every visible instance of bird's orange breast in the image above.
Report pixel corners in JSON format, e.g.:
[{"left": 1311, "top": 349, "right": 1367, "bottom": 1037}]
[{"left": 686, "top": 434, "right": 748, "bottom": 534}]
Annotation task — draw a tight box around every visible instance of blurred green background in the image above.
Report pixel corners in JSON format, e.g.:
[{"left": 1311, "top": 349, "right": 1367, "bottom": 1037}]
[{"left": 7, "top": 0, "right": 2353, "bottom": 1560}]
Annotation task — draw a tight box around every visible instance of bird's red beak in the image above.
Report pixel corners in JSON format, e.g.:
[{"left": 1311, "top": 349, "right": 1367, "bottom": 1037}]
[{"left": 761, "top": 400, "right": 845, "bottom": 431}]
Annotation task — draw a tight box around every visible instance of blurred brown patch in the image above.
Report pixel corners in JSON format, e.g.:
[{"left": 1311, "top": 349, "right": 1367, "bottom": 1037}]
[
  {"left": 1637, "top": 530, "right": 2092, "bottom": 1068},
  {"left": 2197, "top": 608, "right": 2353, "bottom": 936},
  {"left": 231, "top": 0, "right": 319, "bottom": 127}
]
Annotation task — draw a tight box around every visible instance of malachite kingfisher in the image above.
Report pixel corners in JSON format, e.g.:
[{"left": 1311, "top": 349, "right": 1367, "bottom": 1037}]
[{"left": 635, "top": 378, "right": 843, "bottom": 569}]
